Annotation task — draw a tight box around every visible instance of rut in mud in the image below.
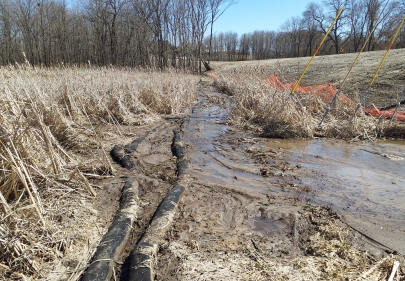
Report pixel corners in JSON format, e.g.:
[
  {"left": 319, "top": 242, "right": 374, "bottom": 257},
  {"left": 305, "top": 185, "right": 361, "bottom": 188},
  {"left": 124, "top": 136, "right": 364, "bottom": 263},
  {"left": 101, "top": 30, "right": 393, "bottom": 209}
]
[{"left": 79, "top": 83, "right": 404, "bottom": 281}]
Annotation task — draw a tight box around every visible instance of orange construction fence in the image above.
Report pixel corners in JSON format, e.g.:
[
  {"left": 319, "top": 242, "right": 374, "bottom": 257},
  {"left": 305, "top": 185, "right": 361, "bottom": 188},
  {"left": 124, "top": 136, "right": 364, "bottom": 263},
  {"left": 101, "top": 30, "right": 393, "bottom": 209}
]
[
  {"left": 206, "top": 71, "right": 405, "bottom": 122},
  {"left": 265, "top": 74, "right": 353, "bottom": 104},
  {"left": 265, "top": 74, "right": 405, "bottom": 122}
]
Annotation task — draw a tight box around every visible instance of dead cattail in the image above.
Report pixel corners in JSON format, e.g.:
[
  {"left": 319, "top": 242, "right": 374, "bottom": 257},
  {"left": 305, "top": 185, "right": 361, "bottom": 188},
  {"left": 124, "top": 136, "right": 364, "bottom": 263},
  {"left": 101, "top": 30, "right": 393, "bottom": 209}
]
[
  {"left": 0, "top": 66, "right": 198, "bottom": 278},
  {"left": 212, "top": 66, "right": 405, "bottom": 140}
]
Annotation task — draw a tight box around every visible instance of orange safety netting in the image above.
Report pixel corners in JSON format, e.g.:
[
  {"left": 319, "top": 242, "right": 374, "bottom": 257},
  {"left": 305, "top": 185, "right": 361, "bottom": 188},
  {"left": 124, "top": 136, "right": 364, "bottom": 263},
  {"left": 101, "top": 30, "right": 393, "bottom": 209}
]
[
  {"left": 265, "top": 74, "right": 405, "bottom": 122},
  {"left": 207, "top": 72, "right": 219, "bottom": 80},
  {"left": 265, "top": 74, "right": 353, "bottom": 104},
  {"left": 365, "top": 107, "right": 405, "bottom": 121}
]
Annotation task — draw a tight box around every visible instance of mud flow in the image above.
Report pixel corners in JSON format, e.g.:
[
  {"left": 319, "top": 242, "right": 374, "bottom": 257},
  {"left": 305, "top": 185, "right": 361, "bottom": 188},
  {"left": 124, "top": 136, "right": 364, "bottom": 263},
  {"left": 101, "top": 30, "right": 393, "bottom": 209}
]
[
  {"left": 155, "top": 86, "right": 404, "bottom": 280},
  {"left": 75, "top": 84, "right": 403, "bottom": 281},
  {"left": 184, "top": 89, "right": 405, "bottom": 253},
  {"left": 262, "top": 138, "right": 405, "bottom": 253}
]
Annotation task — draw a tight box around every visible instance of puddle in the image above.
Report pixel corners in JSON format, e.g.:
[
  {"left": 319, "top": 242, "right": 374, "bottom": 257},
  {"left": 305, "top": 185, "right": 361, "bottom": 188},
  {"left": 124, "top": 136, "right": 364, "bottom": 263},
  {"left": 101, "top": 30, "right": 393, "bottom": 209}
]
[
  {"left": 263, "top": 139, "right": 405, "bottom": 222},
  {"left": 183, "top": 91, "right": 405, "bottom": 253},
  {"left": 184, "top": 94, "right": 274, "bottom": 194},
  {"left": 251, "top": 217, "right": 290, "bottom": 236},
  {"left": 263, "top": 138, "right": 405, "bottom": 253}
]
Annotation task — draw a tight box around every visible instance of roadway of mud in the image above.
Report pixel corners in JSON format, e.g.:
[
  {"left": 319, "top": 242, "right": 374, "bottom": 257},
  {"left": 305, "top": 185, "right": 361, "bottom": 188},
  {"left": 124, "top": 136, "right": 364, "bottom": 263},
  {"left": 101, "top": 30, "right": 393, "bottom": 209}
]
[
  {"left": 76, "top": 83, "right": 404, "bottom": 280},
  {"left": 155, "top": 85, "right": 404, "bottom": 280}
]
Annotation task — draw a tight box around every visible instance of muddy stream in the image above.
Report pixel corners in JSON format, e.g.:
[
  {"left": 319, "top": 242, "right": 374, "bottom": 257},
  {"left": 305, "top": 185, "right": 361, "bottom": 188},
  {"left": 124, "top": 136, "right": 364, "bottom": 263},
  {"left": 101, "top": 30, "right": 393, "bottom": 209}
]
[
  {"left": 183, "top": 89, "right": 405, "bottom": 254},
  {"left": 81, "top": 86, "right": 405, "bottom": 281}
]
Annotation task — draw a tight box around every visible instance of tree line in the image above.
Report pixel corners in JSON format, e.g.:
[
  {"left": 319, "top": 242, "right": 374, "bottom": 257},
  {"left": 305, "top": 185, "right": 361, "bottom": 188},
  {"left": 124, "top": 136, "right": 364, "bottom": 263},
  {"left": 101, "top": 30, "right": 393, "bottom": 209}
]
[
  {"left": 0, "top": 0, "right": 404, "bottom": 70},
  {"left": 0, "top": 0, "right": 234, "bottom": 71},
  {"left": 209, "top": 0, "right": 405, "bottom": 61}
]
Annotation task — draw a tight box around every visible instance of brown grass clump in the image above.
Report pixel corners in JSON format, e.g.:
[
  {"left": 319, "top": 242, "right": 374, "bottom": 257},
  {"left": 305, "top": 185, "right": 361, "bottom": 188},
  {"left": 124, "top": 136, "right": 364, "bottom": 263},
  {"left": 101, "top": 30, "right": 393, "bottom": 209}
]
[
  {"left": 0, "top": 64, "right": 198, "bottom": 278},
  {"left": 211, "top": 66, "right": 405, "bottom": 140}
]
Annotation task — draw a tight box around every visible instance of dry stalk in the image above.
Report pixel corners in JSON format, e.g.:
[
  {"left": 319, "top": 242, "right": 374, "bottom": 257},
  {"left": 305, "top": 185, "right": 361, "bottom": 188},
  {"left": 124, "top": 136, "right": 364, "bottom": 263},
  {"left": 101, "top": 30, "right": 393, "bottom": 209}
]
[
  {"left": 212, "top": 66, "right": 405, "bottom": 139},
  {"left": 0, "top": 66, "right": 198, "bottom": 278}
]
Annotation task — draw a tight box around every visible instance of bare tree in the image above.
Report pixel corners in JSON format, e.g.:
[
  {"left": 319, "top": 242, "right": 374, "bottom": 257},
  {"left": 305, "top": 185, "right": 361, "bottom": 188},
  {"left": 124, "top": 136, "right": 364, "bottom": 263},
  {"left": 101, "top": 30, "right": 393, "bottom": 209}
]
[
  {"left": 207, "top": 0, "right": 235, "bottom": 62},
  {"left": 347, "top": 0, "right": 367, "bottom": 52},
  {"left": 107, "top": 0, "right": 128, "bottom": 65},
  {"left": 15, "top": 0, "right": 37, "bottom": 65},
  {"left": 302, "top": 4, "right": 321, "bottom": 56},
  {"left": 238, "top": 33, "right": 250, "bottom": 60},
  {"left": 281, "top": 16, "right": 304, "bottom": 57},
  {"left": 307, "top": 0, "right": 349, "bottom": 54},
  {"left": 84, "top": 0, "right": 110, "bottom": 65},
  {"left": 0, "top": 0, "right": 403, "bottom": 67},
  {"left": 186, "top": 0, "right": 209, "bottom": 72},
  {"left": 363, "top": 0, "right": 392, "bottom": 51},
  {"left": 223, "top": 31, "right": 237, "bottom": 60},
  {"left": 0, "top": 0, "right": 19, "bottom": 64}
]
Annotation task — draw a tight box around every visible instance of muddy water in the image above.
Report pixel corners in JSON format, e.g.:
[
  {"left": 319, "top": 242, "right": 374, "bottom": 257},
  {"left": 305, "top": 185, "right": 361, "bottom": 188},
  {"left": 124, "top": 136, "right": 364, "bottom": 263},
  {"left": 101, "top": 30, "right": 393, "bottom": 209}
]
[
  {"left": 183, "top": 90, "right": 405, "bottom": 254},
  {"left": 264, "top": 138, "right": 405, "bottom": 253},
  {"left": 264, "top": 139, "right": 405, "bottom": 218},
  {"left": 184, "top": 96, "right": 271, "bottom": 197}
]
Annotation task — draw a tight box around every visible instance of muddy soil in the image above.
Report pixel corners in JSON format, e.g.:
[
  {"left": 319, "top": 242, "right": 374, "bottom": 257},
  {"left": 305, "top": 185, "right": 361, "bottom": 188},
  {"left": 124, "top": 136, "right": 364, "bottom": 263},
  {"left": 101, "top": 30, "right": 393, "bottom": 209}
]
[
  {"left": 109, "top": 121, "right": 181, "bottom": 280},
  {"left": 211, "top": 48, "right": 405, "bottom": 108},
  {"left": 44, "top": 82, "right": 404, "bottom": 280},
  {"left": 153, "top": 86, "right": 404, "bottom": 280}
]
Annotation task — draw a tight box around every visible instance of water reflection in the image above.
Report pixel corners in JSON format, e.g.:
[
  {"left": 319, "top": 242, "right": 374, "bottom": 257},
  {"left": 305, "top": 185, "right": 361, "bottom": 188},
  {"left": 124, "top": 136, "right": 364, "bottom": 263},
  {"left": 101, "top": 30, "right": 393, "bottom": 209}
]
[{"left": 264, "top": 138, "right": 405, "bottom": 224}]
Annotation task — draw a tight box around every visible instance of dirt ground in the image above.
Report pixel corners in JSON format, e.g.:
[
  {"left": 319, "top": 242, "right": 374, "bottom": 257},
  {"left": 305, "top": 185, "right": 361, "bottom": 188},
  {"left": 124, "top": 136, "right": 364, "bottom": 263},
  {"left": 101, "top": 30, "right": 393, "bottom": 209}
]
[
  {"left": 46, "top": 83, "right": 401, "bottom": 280},
  {"left": 15, "top": 50, "right": 405, "bottom": 281},
  {"left": 152, "top": 86, "right": 404, "bottom": 280},
  {"left": 34, "top": 122, "right": 179, "bottom": 281}
]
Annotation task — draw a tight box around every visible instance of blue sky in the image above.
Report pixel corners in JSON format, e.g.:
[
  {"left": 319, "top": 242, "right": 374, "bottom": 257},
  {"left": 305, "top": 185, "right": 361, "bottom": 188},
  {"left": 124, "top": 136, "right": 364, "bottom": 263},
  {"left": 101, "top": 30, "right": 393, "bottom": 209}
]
[{"left": 214, "top": 0, "right": 322, "bottom": 35}]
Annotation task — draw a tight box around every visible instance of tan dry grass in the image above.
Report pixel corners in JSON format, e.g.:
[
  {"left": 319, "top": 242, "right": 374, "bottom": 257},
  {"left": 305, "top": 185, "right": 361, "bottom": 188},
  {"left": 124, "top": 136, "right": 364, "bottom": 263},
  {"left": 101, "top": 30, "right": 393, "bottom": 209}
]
[
  {"left": 0, "top": 64, "right": 198, "bottom": 279},
  {"left": 211, "top": 66, "right": 405, "bottom": 140}
]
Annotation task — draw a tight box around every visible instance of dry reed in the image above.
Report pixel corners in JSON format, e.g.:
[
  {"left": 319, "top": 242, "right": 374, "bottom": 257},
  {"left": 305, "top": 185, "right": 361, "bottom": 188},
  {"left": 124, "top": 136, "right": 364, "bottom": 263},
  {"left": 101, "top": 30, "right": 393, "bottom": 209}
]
[
  {"left": 0, "top": 63, "right": 198, "bottom": 278},
  {"left": 211, "top": 66, "right": 405, "bottom": 140}
]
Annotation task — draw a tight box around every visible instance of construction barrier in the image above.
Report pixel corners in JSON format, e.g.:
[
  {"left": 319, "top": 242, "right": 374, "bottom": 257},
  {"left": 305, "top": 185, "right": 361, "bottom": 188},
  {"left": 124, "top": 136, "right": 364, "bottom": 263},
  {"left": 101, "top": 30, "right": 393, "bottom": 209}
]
[
  {"left": 265, "top": 73, "right": 405, "bottom": 122},
  {"left": 366, "top": 107, "right": 405, "bottom": 122},
  {"left": 266, "top": 74, "right": 352, "bottom": 104}
]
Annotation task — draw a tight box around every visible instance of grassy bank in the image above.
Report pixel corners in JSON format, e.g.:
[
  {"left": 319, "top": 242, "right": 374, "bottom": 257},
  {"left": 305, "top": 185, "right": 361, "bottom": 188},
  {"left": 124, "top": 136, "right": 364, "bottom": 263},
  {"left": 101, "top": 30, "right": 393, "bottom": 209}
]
[{"left": 211, "top": 66, "right": 405, "bottom": 139}]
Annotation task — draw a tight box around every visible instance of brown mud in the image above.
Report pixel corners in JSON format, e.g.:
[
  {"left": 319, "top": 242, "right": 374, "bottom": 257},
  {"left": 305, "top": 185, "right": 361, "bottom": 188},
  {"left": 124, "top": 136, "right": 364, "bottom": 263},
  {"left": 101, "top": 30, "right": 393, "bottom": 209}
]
[
  {"left": 152, "top": 85, "right": 404, "bottom": 280},
  {"left": 45, "top": 83, "right": 404, "bottom": 280}
]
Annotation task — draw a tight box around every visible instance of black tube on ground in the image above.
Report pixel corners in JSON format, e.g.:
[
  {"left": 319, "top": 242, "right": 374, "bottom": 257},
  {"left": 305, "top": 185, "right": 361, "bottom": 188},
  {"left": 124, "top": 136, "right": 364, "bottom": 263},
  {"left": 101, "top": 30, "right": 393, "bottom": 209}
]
[
  {"left": 110, "top": 145, "right": 135, "bottom": 170},
  {"left": 126, "top": 137, "right": 146, "bottom": 152},
  {"left": 81, "top": 179, "right": 138, "bottom": 281},
  {"left": 171, "top": 130, "right": 186, "bottom": 159},
  {"left": 128, "top": 184, "right": 185, "bottom": 281},
  {"left": 171, "top": 130, "right": 188, "bottom": 176}
]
